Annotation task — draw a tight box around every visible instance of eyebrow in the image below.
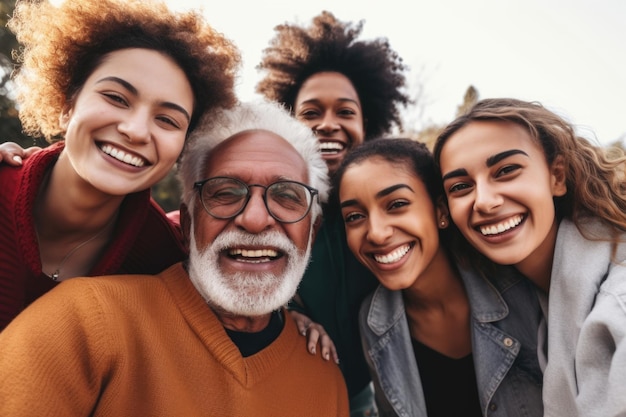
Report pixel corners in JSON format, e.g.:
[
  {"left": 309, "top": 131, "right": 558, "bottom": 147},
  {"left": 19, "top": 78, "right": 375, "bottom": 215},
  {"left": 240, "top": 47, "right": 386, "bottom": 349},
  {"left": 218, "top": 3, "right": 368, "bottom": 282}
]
[
  {"left": 340, "top": 183, "right": 413, "bottom": 209},
  {"left": 299, "top": 97, "right": 361, "bottom": 108},
  {"left": 96, "top": 76, "right": 191, "bottom": 122},
  {"left": 486, "top": 149, "right": 529, "bottom": 167},
  {"left": 441, "top": 149, "right": 530, "bottom": 181},
  {"left": 441, "top": 168, "right": 468, "bottom": 182}
]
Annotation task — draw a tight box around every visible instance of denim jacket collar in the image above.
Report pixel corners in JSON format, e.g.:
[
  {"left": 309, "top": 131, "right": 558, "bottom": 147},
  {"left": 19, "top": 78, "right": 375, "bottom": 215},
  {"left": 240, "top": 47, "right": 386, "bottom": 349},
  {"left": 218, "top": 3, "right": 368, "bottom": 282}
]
[
  {"left": 460, "top": 265, "right": 526, "bottom": 323},
  {"left": 366, "top": 266, "right": 522, "bottom": 334},
  {"left": 365, "top": 286, "right": 405, "bottom": 336}
]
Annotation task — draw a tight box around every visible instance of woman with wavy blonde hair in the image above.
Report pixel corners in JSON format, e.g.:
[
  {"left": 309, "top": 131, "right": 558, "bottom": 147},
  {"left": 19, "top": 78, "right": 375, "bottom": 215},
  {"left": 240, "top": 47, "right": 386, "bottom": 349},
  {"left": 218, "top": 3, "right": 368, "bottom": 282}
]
[
  {"left": 434, "top": 98, "right": 626, "bottom": 416},
  {"left": 0, "top": 0, "right": 240, "bottom": 330}
]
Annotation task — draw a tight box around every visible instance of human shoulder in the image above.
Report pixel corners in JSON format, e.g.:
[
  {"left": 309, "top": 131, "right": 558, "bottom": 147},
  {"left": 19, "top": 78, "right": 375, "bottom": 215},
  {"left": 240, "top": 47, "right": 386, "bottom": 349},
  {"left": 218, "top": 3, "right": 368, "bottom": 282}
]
[
  {"left": 47, "top": 272, "right": 164, "bottom": 311},
  {"left": 0, "top": 274, "right": 132, "bottom": 361},
  {"left": 280, "top": 311, "right": 341, "bottom": 371},
  {"left": 109, "top": 195, "right": 186, "bottom": 274},
  {"left": 0, "top": 142, "right": 59, "bottom": 189},
  {"left": 600, "top": 259, "right": 626, "bottom": 299}
]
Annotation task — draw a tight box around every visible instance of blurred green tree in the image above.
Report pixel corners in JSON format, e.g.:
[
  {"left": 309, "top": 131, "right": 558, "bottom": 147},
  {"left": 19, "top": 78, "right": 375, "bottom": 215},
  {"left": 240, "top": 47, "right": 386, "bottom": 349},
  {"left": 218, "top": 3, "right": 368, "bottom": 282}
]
[{"left": 0, "top": 0, "right": 44, "bottom": 148}]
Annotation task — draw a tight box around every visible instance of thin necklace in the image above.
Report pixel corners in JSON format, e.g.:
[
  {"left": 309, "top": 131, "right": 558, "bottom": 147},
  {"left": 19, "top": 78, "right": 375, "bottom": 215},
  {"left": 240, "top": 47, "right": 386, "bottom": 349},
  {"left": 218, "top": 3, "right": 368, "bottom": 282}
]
[{"left": 37, "top": 218, "right": 115, "bottom": 281}]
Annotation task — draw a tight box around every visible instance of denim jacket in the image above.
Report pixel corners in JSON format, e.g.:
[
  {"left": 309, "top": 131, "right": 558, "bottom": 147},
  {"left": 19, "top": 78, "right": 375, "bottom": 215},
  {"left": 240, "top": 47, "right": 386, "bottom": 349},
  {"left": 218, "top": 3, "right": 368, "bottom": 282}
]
[{"left": 359, "top": 265, "right": 543, "bottom": 417}]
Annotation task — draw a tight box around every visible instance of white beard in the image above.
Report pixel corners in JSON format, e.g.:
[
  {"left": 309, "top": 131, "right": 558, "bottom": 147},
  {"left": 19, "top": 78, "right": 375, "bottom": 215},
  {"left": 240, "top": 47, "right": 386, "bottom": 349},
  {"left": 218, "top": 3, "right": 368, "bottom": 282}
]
[{"left": 187, "top": 227, "right": 312, "bottom": 316}]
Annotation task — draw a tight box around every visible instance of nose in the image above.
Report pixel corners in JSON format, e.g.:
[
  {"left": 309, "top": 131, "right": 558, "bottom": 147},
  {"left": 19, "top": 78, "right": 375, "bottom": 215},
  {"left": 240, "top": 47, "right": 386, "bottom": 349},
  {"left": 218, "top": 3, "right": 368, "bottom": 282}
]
[
  {"left": 314, "top": 111, "right": 340, "bottom": 135},
  {"left": 473, "top": 182, "right": 503, "bottom": 213},
  {"left": 366, "top": 211, "right": 393, "bottom": 245},
  {"left": 233, "top": 188, "right": 276, "bottom": 234},
  {"left": 118, "top": 109, "right": 151, "bottom": 144}
]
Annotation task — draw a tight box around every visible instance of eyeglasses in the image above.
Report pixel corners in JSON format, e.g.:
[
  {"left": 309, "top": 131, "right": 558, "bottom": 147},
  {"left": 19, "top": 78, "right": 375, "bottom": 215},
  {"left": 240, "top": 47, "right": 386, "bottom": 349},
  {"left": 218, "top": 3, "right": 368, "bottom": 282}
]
[{"left": 194, "top": 176, "right": 319, "bottom": 224}]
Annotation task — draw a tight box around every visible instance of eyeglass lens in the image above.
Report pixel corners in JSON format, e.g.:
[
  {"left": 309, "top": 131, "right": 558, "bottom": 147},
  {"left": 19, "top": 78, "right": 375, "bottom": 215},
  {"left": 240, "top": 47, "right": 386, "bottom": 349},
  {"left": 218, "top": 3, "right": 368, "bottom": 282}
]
[{"left": 200, "top": 178, "right": 312, "bottom": 222}]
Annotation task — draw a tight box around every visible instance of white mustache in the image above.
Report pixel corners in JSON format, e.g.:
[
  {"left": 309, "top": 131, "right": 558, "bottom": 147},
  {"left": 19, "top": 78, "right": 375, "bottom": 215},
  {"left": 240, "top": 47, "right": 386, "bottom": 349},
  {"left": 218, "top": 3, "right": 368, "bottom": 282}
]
[{"left": 210, "top": 229, "right": 295, "bottom": 255}]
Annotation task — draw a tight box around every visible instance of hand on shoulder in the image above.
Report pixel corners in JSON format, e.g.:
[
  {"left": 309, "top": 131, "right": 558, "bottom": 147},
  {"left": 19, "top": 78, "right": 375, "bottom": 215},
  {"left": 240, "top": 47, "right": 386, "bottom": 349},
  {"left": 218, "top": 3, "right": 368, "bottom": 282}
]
[{"left": 0, "top": 141, "right": 42, "bottom": 166}]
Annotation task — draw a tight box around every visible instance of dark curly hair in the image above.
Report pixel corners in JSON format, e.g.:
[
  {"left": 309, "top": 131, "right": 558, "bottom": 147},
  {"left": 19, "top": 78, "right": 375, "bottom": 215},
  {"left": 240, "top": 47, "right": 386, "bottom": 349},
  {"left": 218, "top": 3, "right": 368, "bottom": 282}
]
[
  {"left": 334, "top": 138, "right": 442, "bottom": 204},
  {"left": 8, "top": 0, "right": 241, "bottom": 141},
  {"left": 256, "top": 11, "right": 410, "bottom": 140}
]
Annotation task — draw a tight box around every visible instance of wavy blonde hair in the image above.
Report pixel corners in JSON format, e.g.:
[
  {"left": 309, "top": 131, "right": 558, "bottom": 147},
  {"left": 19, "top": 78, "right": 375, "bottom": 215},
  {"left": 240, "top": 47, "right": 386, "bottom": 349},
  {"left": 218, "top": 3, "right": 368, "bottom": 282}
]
[{"left": 8, "top": 0, "right": 241, "bottom": 140}]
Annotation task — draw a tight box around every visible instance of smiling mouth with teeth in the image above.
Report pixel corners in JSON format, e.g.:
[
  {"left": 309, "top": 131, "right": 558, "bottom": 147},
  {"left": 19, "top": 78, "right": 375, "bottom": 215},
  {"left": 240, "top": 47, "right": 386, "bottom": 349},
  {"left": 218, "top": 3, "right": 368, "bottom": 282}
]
[
  {"left": 319, "top": 141, "right": 345, "bottom": 155},
  {"left": 228, "top": 248, "right": 281, "bottom": 263},
  {"left": 373, "top": 243, "right": 412, "bottom": 264},
  {"left": 100, "top": 144, "right": 147, "bottom": 167},
  {"left": 479, "top": 214, "right": 524, "bottom": 236}
]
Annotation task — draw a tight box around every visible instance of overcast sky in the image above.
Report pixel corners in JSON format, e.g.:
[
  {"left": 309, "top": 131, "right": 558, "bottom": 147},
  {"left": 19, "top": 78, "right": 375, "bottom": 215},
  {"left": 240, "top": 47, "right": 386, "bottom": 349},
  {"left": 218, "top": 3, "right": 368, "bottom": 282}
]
[{"left": 168, "top": 0, "right": 625, "bottom": 145}]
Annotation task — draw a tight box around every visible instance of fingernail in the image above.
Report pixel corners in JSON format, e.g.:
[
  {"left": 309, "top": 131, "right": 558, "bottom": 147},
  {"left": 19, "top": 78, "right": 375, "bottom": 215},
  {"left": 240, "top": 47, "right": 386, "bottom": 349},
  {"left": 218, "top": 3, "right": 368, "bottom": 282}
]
[
  {"left": 311, "top": 347, "right": 316, "bottom": 354},
  {"left": 12, "top": 155, "right": 22, "bottom": 164},
  {"left": 324, "top": 352, "right": 330, "bottom": 360}
]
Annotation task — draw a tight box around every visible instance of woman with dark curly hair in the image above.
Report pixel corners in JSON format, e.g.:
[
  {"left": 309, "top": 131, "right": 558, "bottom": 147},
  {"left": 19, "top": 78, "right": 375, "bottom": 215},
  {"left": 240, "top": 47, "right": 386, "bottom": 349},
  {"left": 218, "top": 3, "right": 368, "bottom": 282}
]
[
  {"left": 257, "top": 11, "right": 409, "bottom": 175},
  {"left": 0, "top": 0, "right": 240, "bottom": 330},
  {"left": 257, "top": 11, "right": 410, "bottom": 415}
]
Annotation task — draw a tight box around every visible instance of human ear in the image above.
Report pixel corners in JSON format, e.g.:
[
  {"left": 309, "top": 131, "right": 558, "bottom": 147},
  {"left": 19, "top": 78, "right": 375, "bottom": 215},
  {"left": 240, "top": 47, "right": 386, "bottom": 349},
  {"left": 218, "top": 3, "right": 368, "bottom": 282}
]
[
  {"left": 550, "top": 155, "right": 567, "bottom": 197},
  {"left": 435, "top": 196, "right": 450, "bottom": 229},
  {"left": 58, "top": 105, "right": 73, "bottom": 130}
]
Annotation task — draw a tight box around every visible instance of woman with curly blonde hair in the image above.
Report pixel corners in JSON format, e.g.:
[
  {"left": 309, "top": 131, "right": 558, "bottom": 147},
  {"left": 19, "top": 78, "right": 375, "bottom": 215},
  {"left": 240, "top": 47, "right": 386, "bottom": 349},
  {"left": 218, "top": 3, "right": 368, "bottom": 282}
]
[
  {"left": 256, "top": 11, "right": 410, "bottom": 415},
  {"left": 434, "top": 98, "right": 626, "bottom": 416},
  {"left": 0, "top": 0, "right": 240, "bottom": 330}
]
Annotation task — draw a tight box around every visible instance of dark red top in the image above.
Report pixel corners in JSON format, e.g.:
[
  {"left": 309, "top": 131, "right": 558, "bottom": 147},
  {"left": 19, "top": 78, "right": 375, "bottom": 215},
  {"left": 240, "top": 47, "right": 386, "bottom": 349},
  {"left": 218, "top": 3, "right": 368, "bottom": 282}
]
[{"left": 0, "top": 142, "right": 187, "bottom": 330}]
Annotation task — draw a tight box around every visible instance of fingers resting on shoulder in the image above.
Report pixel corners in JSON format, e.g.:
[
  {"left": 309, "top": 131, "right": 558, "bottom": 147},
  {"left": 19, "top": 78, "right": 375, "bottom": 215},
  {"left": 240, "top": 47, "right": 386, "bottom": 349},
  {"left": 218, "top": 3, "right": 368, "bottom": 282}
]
[
  {"left": 0, "top": 142, "right": 42, "bottom": 166},
  {"left": 288, "top": 309, "right": 340, "bottom": 364}
]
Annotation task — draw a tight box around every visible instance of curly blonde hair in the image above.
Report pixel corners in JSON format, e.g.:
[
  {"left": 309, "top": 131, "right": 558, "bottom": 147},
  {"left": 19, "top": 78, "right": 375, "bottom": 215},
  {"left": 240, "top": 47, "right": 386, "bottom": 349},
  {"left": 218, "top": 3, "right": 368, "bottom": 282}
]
[
  {"left": 8, "top": 0, "right": 241, "bottom": 141},
  {"left": 433, "top": 98, "right": 626, "bottom": 268},
  {"left": 256, "top": 11, "right": 410, "bottom": 141}
]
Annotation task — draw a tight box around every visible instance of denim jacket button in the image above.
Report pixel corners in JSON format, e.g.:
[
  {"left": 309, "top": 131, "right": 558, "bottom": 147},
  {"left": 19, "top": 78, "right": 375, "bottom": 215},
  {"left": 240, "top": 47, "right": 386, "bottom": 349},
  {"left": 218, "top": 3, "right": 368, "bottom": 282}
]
[{"left": 503, "top": 337, "right": 514, "bottom": 347}]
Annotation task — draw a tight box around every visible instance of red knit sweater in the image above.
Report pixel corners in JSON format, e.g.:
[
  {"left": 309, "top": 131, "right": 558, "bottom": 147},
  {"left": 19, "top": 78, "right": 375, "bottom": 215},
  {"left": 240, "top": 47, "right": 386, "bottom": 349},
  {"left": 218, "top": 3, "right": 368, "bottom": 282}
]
[
  {"left": 0, "top": 142, "right": 187, "bottom": 329},
  {"left": 0, "top": 263, "right": 350, "bottom": 416}
]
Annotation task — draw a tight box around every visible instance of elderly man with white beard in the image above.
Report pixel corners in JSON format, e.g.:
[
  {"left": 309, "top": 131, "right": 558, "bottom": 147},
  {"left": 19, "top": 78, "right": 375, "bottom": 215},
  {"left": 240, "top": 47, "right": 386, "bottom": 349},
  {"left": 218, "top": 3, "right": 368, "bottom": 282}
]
[{"left": 0, "top": 101, "right": 350, "bottom": 417}]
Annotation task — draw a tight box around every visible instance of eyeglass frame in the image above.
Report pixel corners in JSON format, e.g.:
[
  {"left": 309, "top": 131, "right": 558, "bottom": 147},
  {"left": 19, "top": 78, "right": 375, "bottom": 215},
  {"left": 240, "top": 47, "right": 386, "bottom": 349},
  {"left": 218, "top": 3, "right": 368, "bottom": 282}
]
[{"left": 193, "top": 176, "right": 319, "bottom": 224}]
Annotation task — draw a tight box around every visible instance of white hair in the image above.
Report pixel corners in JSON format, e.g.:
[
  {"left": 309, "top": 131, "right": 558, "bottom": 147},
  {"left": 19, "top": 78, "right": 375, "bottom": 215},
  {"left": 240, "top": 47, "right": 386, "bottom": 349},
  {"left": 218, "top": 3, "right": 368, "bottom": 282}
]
[{"left": 178, "top": 100, "right": 328, "bottom": 221}]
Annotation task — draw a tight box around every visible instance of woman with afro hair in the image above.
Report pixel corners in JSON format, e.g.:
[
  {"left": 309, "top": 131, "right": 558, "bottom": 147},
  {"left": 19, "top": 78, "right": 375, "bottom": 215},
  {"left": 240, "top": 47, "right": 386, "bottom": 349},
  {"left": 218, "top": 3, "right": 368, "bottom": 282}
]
[
  {"left": 0, "top": 0, "right": 239, "bottom": 330},
  {"left": 257, "top": 11, "right": 410, "bottom": 416}
]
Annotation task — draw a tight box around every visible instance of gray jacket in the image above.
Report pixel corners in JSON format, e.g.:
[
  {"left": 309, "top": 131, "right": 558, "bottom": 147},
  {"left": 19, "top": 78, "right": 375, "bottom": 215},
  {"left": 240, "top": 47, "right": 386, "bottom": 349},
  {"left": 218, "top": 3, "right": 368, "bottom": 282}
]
[
  {"left": 359, "top": 266, "right": 543, "bottom": 417},
  {"left": 543, "top": 219, "right": 626, "bottom": 417}
]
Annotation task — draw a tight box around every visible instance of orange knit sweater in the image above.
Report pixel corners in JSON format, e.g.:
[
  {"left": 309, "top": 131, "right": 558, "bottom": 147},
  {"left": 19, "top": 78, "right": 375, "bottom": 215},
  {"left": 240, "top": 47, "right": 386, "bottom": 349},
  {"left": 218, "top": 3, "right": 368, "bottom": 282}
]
[{"left": 0, "top": 263, "right": 349, "bottom": 416}]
